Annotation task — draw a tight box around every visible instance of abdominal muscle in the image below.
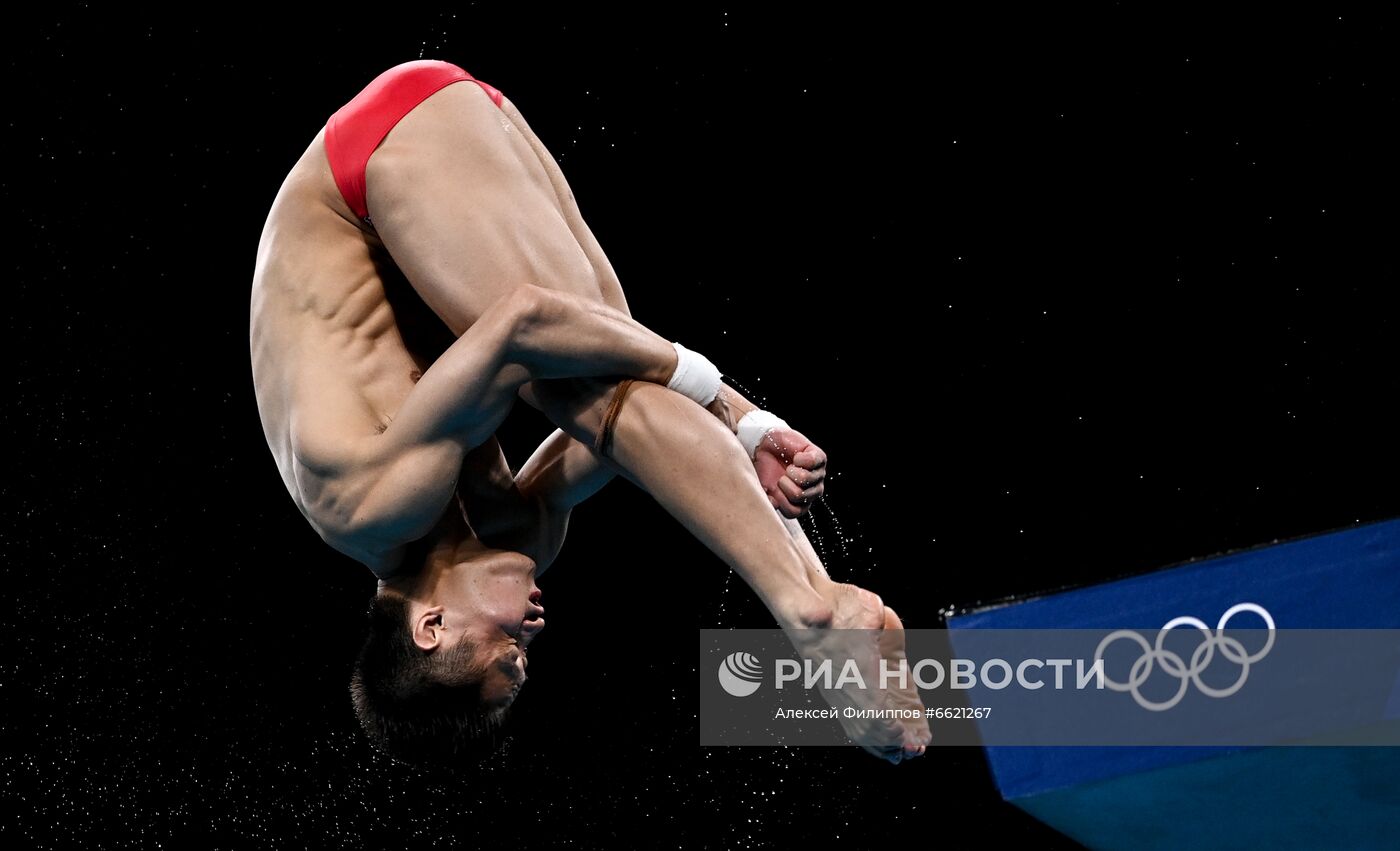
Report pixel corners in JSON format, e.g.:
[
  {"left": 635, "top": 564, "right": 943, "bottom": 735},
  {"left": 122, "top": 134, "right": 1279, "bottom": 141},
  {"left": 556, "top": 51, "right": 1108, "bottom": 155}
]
[{"left": 249, "top": 126, "right": 429, "bottom": 548}]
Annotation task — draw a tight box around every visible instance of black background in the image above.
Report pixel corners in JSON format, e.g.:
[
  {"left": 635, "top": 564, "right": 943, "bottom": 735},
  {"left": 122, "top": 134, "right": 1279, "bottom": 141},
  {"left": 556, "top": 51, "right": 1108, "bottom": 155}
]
[{"left": 6, "top": 5, "right": 1397, "bottom": 848}]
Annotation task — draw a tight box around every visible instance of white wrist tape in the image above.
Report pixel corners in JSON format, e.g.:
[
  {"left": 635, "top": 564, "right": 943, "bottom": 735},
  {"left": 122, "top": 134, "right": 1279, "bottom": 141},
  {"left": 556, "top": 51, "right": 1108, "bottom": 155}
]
[
  {"left": 736, "top": 410, "right": 789, "bottom": 459},
  {"left": 666, "top": 341, "right": 722, "bottom": 407}
]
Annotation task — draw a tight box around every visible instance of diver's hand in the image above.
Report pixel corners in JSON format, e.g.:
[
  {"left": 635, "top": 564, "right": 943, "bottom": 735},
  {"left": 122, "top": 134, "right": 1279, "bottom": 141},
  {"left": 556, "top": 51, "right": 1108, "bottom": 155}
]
[{"left": 753, "top": 428, "right": 827, "bottom": 519}]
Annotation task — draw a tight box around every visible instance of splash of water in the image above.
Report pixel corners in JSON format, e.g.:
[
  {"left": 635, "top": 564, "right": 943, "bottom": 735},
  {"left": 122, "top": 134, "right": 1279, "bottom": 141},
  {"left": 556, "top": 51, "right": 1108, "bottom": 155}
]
[
  {"left": 721, "top": 376, "right": 770, "bottom": 410},
  {"left": 817, "top": 495, "right": 852, "bottom": 563},
  {"left": 715, "top": 494, "right": 874, "bottom": 624},
  {"left": 804, "top": 510, "right": 829, "bottom": 565},
  {"left": 715, "top": 568, "right": 733, "bottom": 625},
  {"left": 419, "top": 12, "right": 458, "bottom": 59}
]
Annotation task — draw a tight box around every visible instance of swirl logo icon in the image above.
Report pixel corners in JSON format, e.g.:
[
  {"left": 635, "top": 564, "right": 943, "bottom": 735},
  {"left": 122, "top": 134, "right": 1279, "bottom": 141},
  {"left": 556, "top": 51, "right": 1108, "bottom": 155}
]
[
  {"left": 717, "top": 652, "right": 764, "bottom": 697},
  {"left": 1094, "top": 602, "right": 1276, "bottom": 712}
]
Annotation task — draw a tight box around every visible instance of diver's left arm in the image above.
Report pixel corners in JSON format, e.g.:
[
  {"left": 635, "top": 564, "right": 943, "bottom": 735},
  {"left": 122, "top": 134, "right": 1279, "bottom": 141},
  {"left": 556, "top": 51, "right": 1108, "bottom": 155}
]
[
  {"left": 449, "top": 431, "right": 608, "bottom": 572},
  {"left": 506, "top": 429, "right": 614, "bottom": 572}
]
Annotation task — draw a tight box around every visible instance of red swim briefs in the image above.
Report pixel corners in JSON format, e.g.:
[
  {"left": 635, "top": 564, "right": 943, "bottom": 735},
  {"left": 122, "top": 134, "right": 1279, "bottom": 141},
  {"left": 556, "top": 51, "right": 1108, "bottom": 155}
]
[{"left": 323, "top": 59, "right": 504, "bottom": 225}]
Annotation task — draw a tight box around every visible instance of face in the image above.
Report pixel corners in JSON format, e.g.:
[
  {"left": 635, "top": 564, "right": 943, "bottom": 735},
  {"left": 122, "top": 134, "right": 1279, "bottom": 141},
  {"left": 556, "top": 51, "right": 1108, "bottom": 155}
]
[
  {"left": 467, "top": 578, "right": 545, "bottom": 709},
  {"left": 412, "top": 544, "right": 546, "bottom": 710}
]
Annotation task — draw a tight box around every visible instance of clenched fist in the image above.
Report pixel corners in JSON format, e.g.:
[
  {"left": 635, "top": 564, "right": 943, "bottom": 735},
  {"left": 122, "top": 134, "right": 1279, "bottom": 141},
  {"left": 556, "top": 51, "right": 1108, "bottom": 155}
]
[{"left": 752, "top": 428, "right": 827, "bottom": 518}]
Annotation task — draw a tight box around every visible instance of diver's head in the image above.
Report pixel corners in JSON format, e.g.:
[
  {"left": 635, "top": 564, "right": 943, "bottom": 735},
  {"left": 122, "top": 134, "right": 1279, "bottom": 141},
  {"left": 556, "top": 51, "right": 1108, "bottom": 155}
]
[{"left": 350, "top": 528, "right": 545, "bottom": 766}]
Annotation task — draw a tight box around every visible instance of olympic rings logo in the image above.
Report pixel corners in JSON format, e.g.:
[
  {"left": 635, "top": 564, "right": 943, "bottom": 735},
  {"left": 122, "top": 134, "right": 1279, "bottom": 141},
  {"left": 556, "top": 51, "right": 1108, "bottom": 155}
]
[{"left": 1093, "top": 603, "right": 1276, "bottom": 712}]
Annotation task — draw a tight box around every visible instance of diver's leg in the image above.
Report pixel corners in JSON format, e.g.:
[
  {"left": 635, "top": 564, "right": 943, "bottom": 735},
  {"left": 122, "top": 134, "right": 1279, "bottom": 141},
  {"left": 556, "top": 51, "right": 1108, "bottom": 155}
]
[
  {"left": 531, "top": 377, "right": 919, "bottom": 762},
  {"left": 781, "top": 517, "right": 930, "bottom": 757}
]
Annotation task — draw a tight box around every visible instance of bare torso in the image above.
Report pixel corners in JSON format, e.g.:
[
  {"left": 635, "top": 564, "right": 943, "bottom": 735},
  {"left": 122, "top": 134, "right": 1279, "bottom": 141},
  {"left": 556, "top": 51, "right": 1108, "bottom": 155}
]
[
  {"left": 249, "top": 123, "right": 444, "bottom": 565},
  {"left": 250, "top": 81, "right": 623, "bottom": 570}
]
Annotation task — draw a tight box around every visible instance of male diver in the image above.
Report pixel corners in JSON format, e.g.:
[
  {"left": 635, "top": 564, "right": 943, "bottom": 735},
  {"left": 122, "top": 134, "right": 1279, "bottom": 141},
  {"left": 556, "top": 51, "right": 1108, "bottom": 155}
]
[{"left": 250, "top": 59, "right": 931, "bottom": 764}]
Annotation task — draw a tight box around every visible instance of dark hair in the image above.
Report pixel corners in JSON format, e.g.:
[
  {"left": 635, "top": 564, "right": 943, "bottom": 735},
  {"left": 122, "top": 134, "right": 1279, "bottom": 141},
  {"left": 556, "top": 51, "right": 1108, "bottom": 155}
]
[{"left": 350, "top": 593, "right": 510, "bottom": 766}]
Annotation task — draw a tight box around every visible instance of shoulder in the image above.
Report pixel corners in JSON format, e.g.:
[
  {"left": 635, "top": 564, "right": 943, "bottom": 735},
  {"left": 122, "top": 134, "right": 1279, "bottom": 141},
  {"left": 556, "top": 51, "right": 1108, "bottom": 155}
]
[
  {"left": 297, "top": 491, "right": 406, "bottom": 579},
  {"left": 285, "top": 415, "right": 390, "bottom": 547}
]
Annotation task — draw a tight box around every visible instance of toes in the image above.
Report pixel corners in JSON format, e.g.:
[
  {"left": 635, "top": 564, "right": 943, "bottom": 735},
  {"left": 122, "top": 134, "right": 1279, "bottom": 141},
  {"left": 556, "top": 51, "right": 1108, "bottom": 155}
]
[
  {"left": 863, "top": 589, "right": 885, "bottom": 613},
  {"left": 882, "top": 606, "right": 904, "bottom": 632},
  {"left": 904, "top": 724, "right": 930, "bottom": 748}
]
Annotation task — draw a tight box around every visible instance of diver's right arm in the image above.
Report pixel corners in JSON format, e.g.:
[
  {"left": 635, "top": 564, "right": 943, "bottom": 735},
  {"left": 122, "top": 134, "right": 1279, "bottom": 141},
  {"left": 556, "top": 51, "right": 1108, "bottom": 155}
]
[{"left": 323, "top": 284, "right": 679, "bottom": 564}]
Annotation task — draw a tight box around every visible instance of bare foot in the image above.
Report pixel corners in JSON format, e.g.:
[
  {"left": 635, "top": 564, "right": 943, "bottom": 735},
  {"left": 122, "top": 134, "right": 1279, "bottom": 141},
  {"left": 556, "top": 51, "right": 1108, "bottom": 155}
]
[
  {"left": 786, "top": 582, "right": 907, "bottom": 764},
  {"left": 879, "top": 606, "right": 931, "bottom": 759}
]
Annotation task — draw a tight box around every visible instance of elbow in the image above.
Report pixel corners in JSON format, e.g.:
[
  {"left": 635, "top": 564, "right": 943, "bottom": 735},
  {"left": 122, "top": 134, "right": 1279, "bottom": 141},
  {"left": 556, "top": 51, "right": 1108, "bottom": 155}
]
[
  {"left": 499, "top": 283, "right": 574, "bottom": 371},
  {"left": 503, "top": 282, "right": 553, "bottom": 325}
]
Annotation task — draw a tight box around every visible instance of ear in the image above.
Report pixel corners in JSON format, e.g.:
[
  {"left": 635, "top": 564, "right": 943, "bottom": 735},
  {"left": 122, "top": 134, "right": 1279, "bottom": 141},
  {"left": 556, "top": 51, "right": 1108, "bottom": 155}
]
[{"left": 410, "top": 604, "right": 448, "bottom": 652}]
